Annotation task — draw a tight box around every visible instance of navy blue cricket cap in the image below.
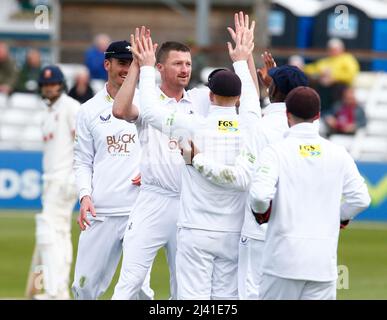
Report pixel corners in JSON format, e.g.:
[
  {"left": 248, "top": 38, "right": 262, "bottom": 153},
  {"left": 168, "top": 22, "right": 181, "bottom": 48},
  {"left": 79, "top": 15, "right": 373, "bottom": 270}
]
[
  {"left": 268, "top": 65, "right": 308, "bottom": 96},
  {"left": 207, "top": 68, "right": 241, "bottom": 97},
  {"left": 286, "top": 86, "right": 321, "bottom": 119},
  {"left": 104, "top": 40, "right": 133, "bottom": 60},
  {"left": 38, "top": 65, "right": 64, "bottom": 85}
]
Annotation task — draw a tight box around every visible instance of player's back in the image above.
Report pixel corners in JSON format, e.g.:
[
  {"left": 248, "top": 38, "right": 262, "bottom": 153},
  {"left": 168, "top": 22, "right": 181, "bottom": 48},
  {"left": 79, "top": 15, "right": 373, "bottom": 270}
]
[
  {"left": 262, "top": 122, "right": 354, "bottom": 281},
  {"left": 178, "top": 106, "right": 246, "bottom": 233}
]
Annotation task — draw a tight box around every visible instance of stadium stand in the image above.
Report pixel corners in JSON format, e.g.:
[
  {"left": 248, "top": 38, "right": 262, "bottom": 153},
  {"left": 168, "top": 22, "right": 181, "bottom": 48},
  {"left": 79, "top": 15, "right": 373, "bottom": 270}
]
[
  {"left": 0, "top": 66, "right": 386, "bottom": 161},
  {"left": 330, "top": 72, "right": 387, "bottom": 162}
]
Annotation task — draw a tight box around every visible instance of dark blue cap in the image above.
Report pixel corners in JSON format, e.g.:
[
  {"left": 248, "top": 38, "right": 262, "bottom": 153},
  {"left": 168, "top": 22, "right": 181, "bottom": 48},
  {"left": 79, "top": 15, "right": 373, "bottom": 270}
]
[
  {"left": 38, "top": 65, "right": 64, "bottom": 85},
  {"left": 207, "top": 68, "right": 241, "bottom": 97},
  {"left": 286, "top": 86, "right": 321, "bottom": 119},
  {"left": 268, "top": 65, "right": 308, "bottom": 95},
  {"left": 104, "top": 40, "right": 133, "bottom": 60}
]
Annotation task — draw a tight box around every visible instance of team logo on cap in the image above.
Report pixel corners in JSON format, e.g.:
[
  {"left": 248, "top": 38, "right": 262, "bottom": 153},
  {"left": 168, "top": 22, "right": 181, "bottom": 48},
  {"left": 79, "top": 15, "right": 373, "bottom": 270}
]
[
  {"left": 299, "top": 144, "right": 321, "bottom": 158},
  {"left": 44, "top": 69, "right": 52, "bottom": 79}
]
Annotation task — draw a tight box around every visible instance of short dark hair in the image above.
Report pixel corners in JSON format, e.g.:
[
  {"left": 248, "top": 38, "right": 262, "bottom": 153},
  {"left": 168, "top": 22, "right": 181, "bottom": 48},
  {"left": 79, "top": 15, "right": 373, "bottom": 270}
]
[{"left": 156, "top": 41, "right": 190, "bottom": 63}]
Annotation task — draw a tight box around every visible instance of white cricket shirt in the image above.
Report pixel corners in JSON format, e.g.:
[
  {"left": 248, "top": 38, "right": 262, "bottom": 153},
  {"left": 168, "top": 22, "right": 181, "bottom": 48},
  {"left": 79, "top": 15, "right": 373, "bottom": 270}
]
[
  {"left": 74, "top": 84, "right": 141, "bottom": 215},
  {"left": 139, "top": 66, "right": 246, "bottom": 232},
  {"left": 135, "top": 74, "right": 210, "bottom": 197},
  {"left": 41, "top": 93, "right": 80, "bottom": 182},
  {"left": 250, "top": 123, "right": 371, "bottom": 281}
]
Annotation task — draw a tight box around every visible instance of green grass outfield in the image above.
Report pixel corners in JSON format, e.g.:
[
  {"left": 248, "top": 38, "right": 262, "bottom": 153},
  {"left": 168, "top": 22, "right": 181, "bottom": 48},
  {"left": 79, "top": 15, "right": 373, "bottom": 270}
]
[{"left": 0, "top": 210, "right": 386, "bottom": 300}]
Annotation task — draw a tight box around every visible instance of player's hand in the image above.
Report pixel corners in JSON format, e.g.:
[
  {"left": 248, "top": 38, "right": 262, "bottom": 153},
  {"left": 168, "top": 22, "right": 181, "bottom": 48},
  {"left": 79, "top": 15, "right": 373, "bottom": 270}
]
[
  {"left": 252, "top": 201, "right": 272, "bottom": 225},
  {"left": 227, "top": 12, "right": 255, "bottom": 48},
  {"left": 131, "top": 173, "right": 141, "bottom": 186},
  {"left": 227, "top": 12, "right": 255, "bottom": 62},
  {"left": 130, "top": 35, "right": 158, "bottom": 67},
  {"left": 180, "top": 139, "right": 200, "bottom": 165},
  {"left": 130, "top": 26, "right": 151, "bottom": 67},
  {"left": 227, "top": 29, "right": 254, "bottom": 62},
  {"left": 77, "top": 195, "right": 96, "bottom": 231},
  {"left": 257, "top": 51, "right": 277, "bottom": 88}
]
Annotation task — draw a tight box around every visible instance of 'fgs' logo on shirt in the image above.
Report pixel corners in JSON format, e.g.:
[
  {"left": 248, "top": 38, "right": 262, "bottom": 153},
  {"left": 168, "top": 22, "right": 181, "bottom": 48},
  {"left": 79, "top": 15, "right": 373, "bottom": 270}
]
[
  {"left": 218, "top": 120, "right": 239, "bottom": 133},
  {"left": 299, "top": 144, "right": 321, "bottom": 158}
]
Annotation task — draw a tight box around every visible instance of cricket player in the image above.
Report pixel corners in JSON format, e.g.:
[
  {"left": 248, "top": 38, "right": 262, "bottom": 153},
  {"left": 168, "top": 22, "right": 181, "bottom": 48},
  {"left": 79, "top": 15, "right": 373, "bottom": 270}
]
[
  {"left": 193, "top": 64, "right": 309, "bottom": 299},
  {"left": 72, "top": 40, "right": 153, "bottom": 300},
  {"left": 26, "top": 65, "right": 80, "bottom": 300},
  {"left": 127, "top": 28, "right": 256, "bottom": 299},
  {"left": 250, "top": 86, "right": 371, "bottom": 300},
  {"left": 111, "top": 32, "right": 212, "bottom": 299}
]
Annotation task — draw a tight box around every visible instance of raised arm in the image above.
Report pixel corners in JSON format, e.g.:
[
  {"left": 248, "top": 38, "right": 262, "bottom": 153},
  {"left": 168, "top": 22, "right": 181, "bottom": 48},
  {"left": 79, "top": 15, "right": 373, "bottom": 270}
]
[
  {"left": 190, "top": 26, "right": 262, "bottom": 191},
  {"left": 228, "top": 12, "right": 259, "bottom": 95},
  {"left": 112, "top": 27, "right": 148, "bottom": 122}
]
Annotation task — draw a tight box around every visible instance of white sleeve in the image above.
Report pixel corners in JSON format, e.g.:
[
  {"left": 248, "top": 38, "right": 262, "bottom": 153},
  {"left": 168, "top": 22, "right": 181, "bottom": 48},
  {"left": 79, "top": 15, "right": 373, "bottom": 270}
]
[
  {"left": 139, "top": 66, "right": 198, "bottom": 135},
  {"left": 192, "top": 149, "right": 255, "bottom": 191},
  {"left": 191, "top": 124, "right": 267, "bottom": 191},
  {"left": 340, "top": 151, "right": 371, "bottom": 221},
  {"left": 74, "top": 106, "right": 94, "bottom": 202},
  {"left": 233, "top": 60, "right": 262, "bottom": 124},
  {"left": 249, "top": 145, "right": 279, "bottom": 213},
  {"left": 67, "top": 99, "right": 80, "bottom": 133}
]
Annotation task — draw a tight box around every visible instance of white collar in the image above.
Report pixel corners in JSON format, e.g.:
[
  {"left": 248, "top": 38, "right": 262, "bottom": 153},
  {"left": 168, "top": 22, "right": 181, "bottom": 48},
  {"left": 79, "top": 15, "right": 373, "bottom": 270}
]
[
  {"left": 285, "top": 122, "right": 320, "bottom": 138},
  {"left": 156, "top": 87, "right": 192, "bottom": 105},
  {"left": 263, "top": 102, "right": 286, "bottom": 116}
]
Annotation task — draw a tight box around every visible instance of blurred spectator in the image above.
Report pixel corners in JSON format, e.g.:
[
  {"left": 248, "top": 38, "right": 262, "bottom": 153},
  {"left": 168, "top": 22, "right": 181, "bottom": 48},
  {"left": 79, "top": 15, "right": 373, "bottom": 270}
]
[
  {"left": 0, "top": 42, "right": 18, "bottom": 95},
  {"left": 304, "top": 38, "right": 360, "bottom": 116},
  {"left": 288, "top": 55, "right": 305, "bottom": 71},
  {"left": 304, "top": 38, "right": 359, "bottom": 86},
  {"left": 14, "top": 48, "right": 41, "bottom": 93},
  {"left": 324, "top": 87, "right": 366, "bottom": 136},
  {"left": 85, "top": 33, "right": 111, "bottom": 81},
  {"left": 68, "top": 68, "right": 94, "bottom": 104}
]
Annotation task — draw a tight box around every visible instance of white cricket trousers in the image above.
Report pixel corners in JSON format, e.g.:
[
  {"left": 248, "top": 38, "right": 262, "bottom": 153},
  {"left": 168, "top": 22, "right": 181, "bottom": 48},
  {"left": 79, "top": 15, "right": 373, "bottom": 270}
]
[
  {"left": 112, "top": 189, "right": 179, "bottom": 300},
  {"left": 72, "top": 215, "right": 154, "bottom": 300},
  {"left": 259, "top": 274, "right": 337, "bottom": 300},
  {"left": 34, "top": 179, "right": 77, "bottom": 299},
  {"left": 176, "top": 228, "right": 240, "bottom": 300},
  {"left": 238, "top": 236, "right": 265, "bottom": 300}
]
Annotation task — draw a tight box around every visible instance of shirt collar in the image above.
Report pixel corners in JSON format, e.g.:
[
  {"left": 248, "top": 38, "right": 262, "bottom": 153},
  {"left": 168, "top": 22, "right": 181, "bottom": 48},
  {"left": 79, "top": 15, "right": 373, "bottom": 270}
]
[
  {"left": 263, "top": 102, "right": 286, "bottom": 116},
  {"left": 156, "top": 87, "right": 192, "bottom": 105},
  {"left": 285, "top": 122, "right": 320, "bottom": 138},
  {"left": 103, "top": 83, "right": 114, "bottom": 103},
  {"left": 48, "top": 93, "right": 65, "bottom": 111},
  {"left": 208, "top": 104, "right": 237, "bottom": 115}
]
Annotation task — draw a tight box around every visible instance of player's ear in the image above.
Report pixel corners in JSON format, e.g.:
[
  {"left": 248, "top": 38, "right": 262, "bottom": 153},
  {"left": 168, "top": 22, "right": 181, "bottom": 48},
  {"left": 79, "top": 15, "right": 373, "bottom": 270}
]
[
  {"left": 313, "top": 112, "right": 321, "bottom": 121},
  {"left": 156, "top": 62, "right": 163, "bottom": 72},
  {"left": 104, "top": 59, "right": 111, "bottom": 72},
  {"left": 209, "top": 91, "right": 214, "bottom": 103}
]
